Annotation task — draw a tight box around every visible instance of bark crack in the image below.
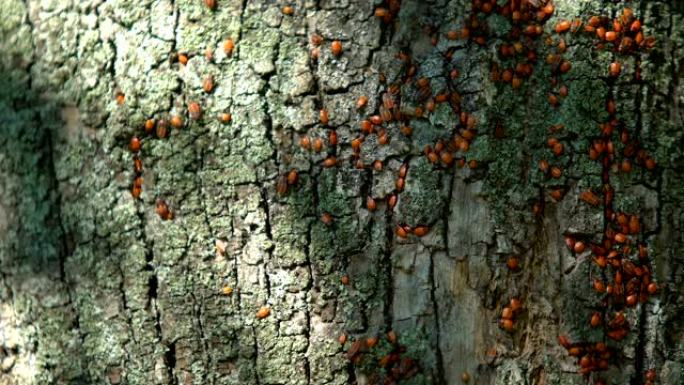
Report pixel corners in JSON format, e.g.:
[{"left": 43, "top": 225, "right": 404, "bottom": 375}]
[{"left": 428, "top": 249, "right": 447, "bottom": 385}]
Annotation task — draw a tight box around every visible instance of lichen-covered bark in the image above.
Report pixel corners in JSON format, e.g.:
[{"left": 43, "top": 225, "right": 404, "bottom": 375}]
[{"left": 0, "top": 1, "right": 682, "bottom": 385}]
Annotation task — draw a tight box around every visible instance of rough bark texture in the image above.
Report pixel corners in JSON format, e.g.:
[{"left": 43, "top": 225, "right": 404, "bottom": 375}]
[{"left": 0, "top": 1, "right": 683, "bottom": 385}]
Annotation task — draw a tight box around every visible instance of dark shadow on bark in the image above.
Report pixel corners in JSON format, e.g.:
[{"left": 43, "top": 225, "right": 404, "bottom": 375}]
[{"left": 0, "top": 67, "right": 92, "bottom": 384}]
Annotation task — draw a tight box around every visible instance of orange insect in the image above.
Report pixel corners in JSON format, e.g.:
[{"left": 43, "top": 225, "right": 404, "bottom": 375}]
[
  {"left": 188, "top": 102, "right": 202, "bottom": 120},
  {"left": 319, "top": 109, "right": 329, "bottom": 125},
  {"left": 131, "top": 184, "right": 142, "bottom": 199},
  {"left": 170, "top": 115, "right": 184, "bottom": 128},
  {"left": 155, "top": 199, "right": 172, "bottom": 220},
  {"left": 313, "top": 138, "right": 323, "bottom": 152},
  {"left": 374, "top": 7, "right": 389, "bottom": 18},
  {"left": 144, "top": 118, "right": 155, "bottom": 134},
  {"left": 156, "top": 119, "right": 168, "bottom": 138},
  {"left": 129, "top": 136, "right": 141, "bottom": 152},
  {"left": 256, "top": 306, "right": 271, "bottom": 319},
  {"left": 321, "top": 212, "right": 333, "bottom": 226},
  {"left": 310, "top": 34, "right": 323, "bottom": 46},
  {"left": 499, "top": 319, "right": 514, "bottom": 332},
  {"left": 287, "top": 169, "right": 298, "bottom": 185},
  {"left": 224, "top": 38, "right": 235, "bottom": 56},
  {"left": 609, "top": 62, "right": 622, "bottom": 77},
  {"left": 131, "top": 153, "right": 143, "bottom": 173},
  {"left": 356, "top": 95, "right": 368, "bottom": 109},
  {"left": 331, "top": 40, "right": 342, "bottom": 56},
  {"left": 413, "top": 226, "right": 429, "bottom": 237},
  {"left": 506, "top": 256, "right": 520, "bottom": 271},
  {"left": 395, "top": 177, "right": 405, "bottom": 192},
  {"left": 323, "top": 156, "right": 337, "bottom": 168},
  {"left": 203, "top": 75, "right": 214, "bottom": 93},
  {"left": 276, "top": 176, "right": 288, "bottom": 195},
  {"left": 555, "top": 20, "right": 571, "bottom": 33},
  {"left": 366, "top": 196, "right": 377, "bottom": 211},
  {"left": 388, "top": 195, "right": 397, "bottom": 210},
  {"left": 219, "top": 113, "right": 232, "bottom": 124}
]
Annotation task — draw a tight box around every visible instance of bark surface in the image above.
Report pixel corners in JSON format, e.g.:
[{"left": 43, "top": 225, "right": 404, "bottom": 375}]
[{"left": 0, "top": 1, "right": 683, "bottom": 385}]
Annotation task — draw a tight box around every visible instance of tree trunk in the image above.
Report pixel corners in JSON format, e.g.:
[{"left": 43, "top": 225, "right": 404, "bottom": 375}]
[{"left": 0, "top": 0, "right": 682, "bottom": 384}]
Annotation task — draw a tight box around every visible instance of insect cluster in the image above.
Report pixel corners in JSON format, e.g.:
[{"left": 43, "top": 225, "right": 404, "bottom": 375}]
[
  {"left": 127, "top": 117, "right": 179, "bottom": 220},
  {"left": 475, "top": 2, "right": 659, "bottom": 383},
  {"left": 543, "top": 7, "right": 659, "bottom": 385},
  {"left": 341, "top": 330, "right": 419, "bottom": 385},
  {"left": 292, "top": 0, "right": 659, "bottom": 383},
  {"left": 125, "top": 27, "right": 235, "bottom": 221},
  {"left": 498, "top": 297, "right": 523, "bottom": 332},
  {"left": 127, "top": 115, "right": 180, "bottom": 220},
  {"left": 119, "top": 0, "right": 661, "bottom": 383},
  {"left": 278, "top": 0, "right": 502, "bottom": 247}
]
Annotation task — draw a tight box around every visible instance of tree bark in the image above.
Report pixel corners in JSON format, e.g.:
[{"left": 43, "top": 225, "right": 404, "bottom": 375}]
[{"left": 0, "top": 1, "right": 683, "bottom": 385}]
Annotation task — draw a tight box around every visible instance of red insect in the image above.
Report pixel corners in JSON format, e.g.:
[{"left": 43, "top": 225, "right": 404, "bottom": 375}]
[{"left": 331, "top": 40, "right": 342, "bottom": 56}]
